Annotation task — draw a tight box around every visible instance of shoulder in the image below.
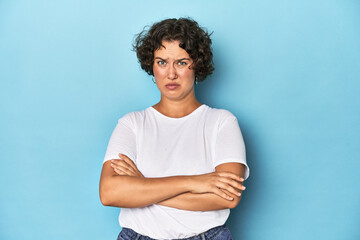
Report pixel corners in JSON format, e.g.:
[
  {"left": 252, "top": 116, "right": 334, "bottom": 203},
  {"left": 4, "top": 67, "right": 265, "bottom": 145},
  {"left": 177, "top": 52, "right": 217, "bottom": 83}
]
[
  {"left": 204, "top": 105, "right": 237, "bottom": 123},
  {"left": 201, "top": 105, "right": 240, "bottom": 132},
  {"left": 117, "top": 107, "right": 150, "bottom": 126}
]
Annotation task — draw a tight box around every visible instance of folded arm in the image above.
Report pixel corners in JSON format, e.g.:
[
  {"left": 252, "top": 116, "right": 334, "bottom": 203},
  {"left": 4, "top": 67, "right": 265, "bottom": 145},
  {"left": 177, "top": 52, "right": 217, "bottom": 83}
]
[
  {"left": 157, "top": 163, "right": 246, "bottom": 211},
  {"left": 99, "top": 154, "right": 244, "bottom": 209}
]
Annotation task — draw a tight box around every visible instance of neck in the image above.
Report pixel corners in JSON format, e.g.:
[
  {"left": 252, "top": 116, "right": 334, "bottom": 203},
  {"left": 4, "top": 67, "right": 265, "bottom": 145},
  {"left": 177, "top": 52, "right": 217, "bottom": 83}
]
[{"left": 153, "top": 93, "right": 202, "bottom": 118}]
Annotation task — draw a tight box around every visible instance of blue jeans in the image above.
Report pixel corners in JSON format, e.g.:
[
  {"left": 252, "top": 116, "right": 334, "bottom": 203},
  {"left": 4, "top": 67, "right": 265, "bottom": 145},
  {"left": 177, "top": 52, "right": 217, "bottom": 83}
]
[{"left": 116, "top": 225, "right": 232, "bottom": 240}]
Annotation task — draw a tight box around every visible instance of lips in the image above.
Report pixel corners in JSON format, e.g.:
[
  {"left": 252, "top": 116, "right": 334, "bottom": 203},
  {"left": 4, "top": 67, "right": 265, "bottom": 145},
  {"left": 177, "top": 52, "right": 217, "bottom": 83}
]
[{"left": 165, "top": 83, "right": 180, "bottom": 90}]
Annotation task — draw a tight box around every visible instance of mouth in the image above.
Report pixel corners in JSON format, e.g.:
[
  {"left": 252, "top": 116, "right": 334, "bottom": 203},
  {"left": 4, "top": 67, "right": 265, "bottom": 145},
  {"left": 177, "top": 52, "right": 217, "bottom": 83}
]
[{"left": 165, "top": 83, "right": 180, "bottom": 90}]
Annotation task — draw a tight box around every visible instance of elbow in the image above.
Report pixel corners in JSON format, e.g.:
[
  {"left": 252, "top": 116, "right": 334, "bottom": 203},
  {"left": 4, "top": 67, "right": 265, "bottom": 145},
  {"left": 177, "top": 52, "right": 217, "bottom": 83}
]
[
  {"left": 100, "top": 195, "right": 111, "bottom": 207},
  {"left": 99, "top": 183, "right": 116, "bottom": 206},
  {"left": 99, "top": 189, "right": 112, "bottom": 206},
  {"left": 100, "top": 191, "right": 138, "bottom": 208},
  {"left": 100, "top": 190, "right": 120, "bottom": 207},
  {"left": 99, "top": 177, "right": 122, "bottom": 207},
  {"left": 227, "top": 195, "right": 242, "bottom": 209},
  {"left": 99, "top": 184, "right": 132, "bottom": 208}
]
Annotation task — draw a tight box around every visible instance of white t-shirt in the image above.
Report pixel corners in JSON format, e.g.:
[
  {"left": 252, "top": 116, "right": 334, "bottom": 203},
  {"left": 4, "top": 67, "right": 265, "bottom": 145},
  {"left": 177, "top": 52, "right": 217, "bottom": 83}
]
[{"left": 103, "top": 104, "right": 249, "bottom": 239}]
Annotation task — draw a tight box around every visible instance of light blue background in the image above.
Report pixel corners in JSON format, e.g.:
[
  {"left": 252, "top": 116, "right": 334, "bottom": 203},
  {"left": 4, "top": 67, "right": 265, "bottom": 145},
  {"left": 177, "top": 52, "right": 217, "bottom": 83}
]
[{"left": 1, "top": 1, "right": 359, "bottom": 239}]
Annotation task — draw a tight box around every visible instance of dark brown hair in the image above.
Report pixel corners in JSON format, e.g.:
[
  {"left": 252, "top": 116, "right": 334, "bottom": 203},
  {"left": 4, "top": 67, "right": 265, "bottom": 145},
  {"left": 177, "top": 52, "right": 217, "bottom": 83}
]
[{"left": 133, "top": 18, "right": 214, "bottom": 82}]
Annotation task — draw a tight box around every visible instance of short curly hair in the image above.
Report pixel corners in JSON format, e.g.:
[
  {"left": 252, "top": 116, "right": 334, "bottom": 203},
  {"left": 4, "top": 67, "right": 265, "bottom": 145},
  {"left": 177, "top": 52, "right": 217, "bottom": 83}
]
[{"left": 133, "top": 18, "right": 214, "bottom": 82}]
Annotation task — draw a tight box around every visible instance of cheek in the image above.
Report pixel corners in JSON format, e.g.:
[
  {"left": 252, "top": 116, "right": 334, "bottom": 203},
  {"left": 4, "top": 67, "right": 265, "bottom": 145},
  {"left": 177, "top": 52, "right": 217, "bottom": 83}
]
[
  {"left": 153, "top": 65, "right": 164, "bottom": 77},
  {"left": 180, "top": 69, "right": 195, "bottom": 80}
]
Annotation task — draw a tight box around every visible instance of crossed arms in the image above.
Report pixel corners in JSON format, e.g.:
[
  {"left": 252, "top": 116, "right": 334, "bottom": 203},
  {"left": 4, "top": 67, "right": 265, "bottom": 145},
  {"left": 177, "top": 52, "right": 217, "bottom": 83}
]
[{"left": 99, "top": 154, "right": 246, "bottom": 211}]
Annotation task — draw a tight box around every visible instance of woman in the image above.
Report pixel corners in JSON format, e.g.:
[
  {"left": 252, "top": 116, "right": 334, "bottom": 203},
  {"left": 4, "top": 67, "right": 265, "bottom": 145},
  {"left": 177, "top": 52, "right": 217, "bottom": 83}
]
[{"left": 100, "top": 18, "right": 249, "bottom": 240}]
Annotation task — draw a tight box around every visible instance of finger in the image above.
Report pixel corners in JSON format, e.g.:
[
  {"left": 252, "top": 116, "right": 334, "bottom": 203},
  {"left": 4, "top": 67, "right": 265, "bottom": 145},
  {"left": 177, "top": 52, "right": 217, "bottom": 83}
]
[
  {"left": 221, "top": 172, "right": 244, "bottom": 182},
  {"left": 111, "top": 160, "right": 137, "bottom": 175},
  {"left": 112, "top": 164, "right": 136, "bottom": 176},
  {"left": 113, "top": 167, "right": 127, "bottom": 176},
  {"left": 215, "top": 181, "right": 241, "bottom": 197},
  {"left": 218, "top": 171, "right": 243, "bottom": 182},
  {"left": 212, "top": 187, "right": 234, "bottom": 201},
  {"left": 121, "top": 156, "right": 138, "bottom": 170},
  {"left": 111, "top": 161, "right": 135, "bottom": 174},
  {"left": 138, "top": 171, "right": 144, "bottom": 178},
  {"left": 223, "top": 189, "right": 242, "bottom": 199},
  {"left": 217, "top": 172, "right": 243, "bottom": 182},
  {"left": 112, "top": 159, "right": 132, "bottom": 169},
  {"left": 219, "top": 178, "right": 246, "bottom": 191},
  {"left": 118, "top": 153, "right": 132, "bottom": 162},
  {"left": 116, "top": 155, "right": 137, "bottom": 171},
  {"left": 216, "top": 182, "right": 240, "bottom": 196},
  {"left": 118, "top": 154, "right": 144, "bottom": 177}
]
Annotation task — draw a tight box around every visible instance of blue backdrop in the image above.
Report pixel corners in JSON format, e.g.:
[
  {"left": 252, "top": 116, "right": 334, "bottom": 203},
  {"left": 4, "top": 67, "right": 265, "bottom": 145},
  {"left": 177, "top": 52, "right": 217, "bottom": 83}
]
[{"left": 1, "top": 1, "right": 359, "bottom": 239}]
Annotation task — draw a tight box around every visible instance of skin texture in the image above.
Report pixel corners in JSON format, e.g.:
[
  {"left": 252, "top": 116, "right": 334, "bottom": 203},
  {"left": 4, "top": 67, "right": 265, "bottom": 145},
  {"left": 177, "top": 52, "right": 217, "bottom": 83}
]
[
  {"left": 152, "top": 40, "right": 202, "bottom": 118},
  {"left": 100, "top": 154, "right": 245, "bottom": 209},
  {"left": 99, "top": 40, "right": 246, "bottom": 211},
  {"left": 106, "top": 154, "right": 246, "bottom": 210}
]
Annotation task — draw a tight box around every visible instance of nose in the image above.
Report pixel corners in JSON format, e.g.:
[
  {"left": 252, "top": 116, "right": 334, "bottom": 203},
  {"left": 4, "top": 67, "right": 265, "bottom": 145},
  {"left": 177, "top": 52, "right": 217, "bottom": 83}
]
[{"left": 167, "top": 64, "right": 177, "bottom": 80}]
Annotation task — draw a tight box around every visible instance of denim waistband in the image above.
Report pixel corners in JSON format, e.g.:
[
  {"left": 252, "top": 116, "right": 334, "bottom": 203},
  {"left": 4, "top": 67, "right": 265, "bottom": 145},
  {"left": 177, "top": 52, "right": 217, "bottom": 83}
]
[{"left": 120, "top": 225, "right": 227, "bottom": 240}]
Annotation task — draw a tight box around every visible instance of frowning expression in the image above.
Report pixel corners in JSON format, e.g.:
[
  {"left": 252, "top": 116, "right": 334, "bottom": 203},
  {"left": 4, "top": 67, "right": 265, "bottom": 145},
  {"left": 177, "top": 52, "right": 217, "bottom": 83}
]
[{"left": 153, "top": 40, "right": 196, "bottom": 102}]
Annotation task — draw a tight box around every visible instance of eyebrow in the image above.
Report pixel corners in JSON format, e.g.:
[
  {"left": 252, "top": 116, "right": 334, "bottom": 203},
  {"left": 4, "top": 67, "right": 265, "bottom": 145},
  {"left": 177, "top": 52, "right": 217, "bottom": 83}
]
[{"left": 154, "top": 57, "right": 191, "bottom": 61}]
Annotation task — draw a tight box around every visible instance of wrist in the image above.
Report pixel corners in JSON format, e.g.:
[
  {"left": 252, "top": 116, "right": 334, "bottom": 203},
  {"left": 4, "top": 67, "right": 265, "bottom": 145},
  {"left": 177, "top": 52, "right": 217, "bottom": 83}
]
[{"left": 182, "top": 175, "right": 197, "bottom": 193}]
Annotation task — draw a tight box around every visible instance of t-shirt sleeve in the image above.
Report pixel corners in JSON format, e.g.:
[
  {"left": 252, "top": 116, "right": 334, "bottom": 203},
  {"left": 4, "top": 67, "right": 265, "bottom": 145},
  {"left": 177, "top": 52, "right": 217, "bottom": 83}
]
[
  {"left": 103, "top": 114, "right": 137, "bottom": 164},
  {"left": 214, "top": 115, "right": 250, "bottom": 180}
]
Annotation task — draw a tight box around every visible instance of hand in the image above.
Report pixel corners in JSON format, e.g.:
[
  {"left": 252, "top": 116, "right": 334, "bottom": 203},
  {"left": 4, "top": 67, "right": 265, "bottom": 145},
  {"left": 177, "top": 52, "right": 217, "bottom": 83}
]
[
  {"left": 110, "top": 154, "right": 144, "bottom": 178},
  {"left": 189, "top": 172, "right": 245, "bottom": 201}
]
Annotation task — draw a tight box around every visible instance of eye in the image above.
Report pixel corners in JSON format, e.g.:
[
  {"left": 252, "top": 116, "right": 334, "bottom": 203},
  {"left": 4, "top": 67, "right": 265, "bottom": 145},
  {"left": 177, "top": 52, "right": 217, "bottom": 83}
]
[
  {"left": 157, "top": 60, "right": 166, "bottom": 66},
  {"left": 177, "top": 61, "right": 187, "bottom": 66}
]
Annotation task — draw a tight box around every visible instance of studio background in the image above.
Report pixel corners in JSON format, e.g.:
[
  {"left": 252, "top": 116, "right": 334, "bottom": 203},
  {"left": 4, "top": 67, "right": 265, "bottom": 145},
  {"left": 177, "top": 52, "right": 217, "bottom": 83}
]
[{"left": 1, "top": 1, "right": 359, "bottom": 239}]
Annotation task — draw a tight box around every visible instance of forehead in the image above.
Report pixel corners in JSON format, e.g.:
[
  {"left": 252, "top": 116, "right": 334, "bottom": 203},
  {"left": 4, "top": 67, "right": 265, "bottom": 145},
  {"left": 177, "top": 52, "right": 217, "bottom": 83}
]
[{"left": 154, "top": 40, "right": 190, "bottom": 59}]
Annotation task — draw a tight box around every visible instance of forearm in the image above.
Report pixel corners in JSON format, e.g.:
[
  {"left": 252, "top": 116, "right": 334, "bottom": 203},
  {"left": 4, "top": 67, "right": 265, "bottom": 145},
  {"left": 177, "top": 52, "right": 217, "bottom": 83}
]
[
  {"left": 157, "top": 190, "right": 241, "bottom": 211},
  {"left": 101, "top": 159, "right": 244, "bottom": 209},
  {"left": 100, "top": 174, "right": 190, "bottom": 208},
  {"left": 157, "top": 163, "right": 246, "bottom": 211}
]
